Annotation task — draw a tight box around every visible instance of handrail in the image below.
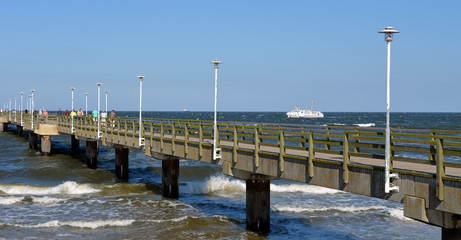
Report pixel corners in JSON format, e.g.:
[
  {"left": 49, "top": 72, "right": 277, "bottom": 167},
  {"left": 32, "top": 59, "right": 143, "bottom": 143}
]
[{"left": 3, "top": 111, "right": 461, "bottom": 199}]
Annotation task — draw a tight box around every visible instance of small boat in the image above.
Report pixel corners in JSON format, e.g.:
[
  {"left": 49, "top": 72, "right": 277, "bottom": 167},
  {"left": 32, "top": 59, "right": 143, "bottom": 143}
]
[{"left": 286, "top": 101, "right": 324, "bottom": 118}]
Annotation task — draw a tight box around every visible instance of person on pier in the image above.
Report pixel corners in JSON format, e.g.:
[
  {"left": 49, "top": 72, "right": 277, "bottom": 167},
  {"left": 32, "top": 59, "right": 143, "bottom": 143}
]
[
  {"left": 92, "top": 108, "right": 98, "bottom": 121},
  {"left": 100, "top": 110, "right": 107, "bottom": 124},
  {"left": 70, "top": 109, "right": 77, "bottom": 119}
]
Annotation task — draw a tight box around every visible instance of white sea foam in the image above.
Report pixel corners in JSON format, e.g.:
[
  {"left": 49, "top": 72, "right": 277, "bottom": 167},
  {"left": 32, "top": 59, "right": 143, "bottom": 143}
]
[
  {"left": 273, "top": 205, "right": 386, "bottom": 213},
  {"left": 147, "top": 216, "right": 194, "bottom": 223},
  {"left": 0, "top": 181, "right": 100, "bottom": 195},
  {"left": 182, "top": 175, "right": 245, "bottom": 194},
  {"left": 0, "top": 196, "right": 23, "bottom": 205},
  {"left": 388, "top": 208, "right": 413, "bottom": 221},
  {"left": 354, "top": 123, "right": 376, "bottom": 127},
  {"left": 32, "top": 196, "right": 66, "bottom": 205},
  {"left": 270, "top": 184, "right": 340, "bottom": 194},
  {"left": 183, "top": 175, "right": 341, "bottom": 195},
  {"left": 13, "top": 219, "right": 134, "bottom": 229}
]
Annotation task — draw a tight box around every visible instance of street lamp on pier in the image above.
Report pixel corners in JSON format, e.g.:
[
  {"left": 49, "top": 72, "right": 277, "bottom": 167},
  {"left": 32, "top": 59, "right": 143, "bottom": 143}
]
[
  {"left": 71, "top": 87, "right": 75, "bottom": 134},
  {"left": 14, "top": 97, "right": 17, "bottom": 122},
  {"left": 9, "top": 98, "right": 11, "bottom": 121},
  {"left": 138, "top": 74, "right": 145, "bottom": 147},
  {"left": 378, "top": 26, "right": 400, "bottom": 193},
  {"left": 30, "top": 90, "right": 35, "bottom": 130},
  {"left": 20, "top": 92, "right": 23, "bottom": 126},
  {"left": 211, "top": 59, "right": 222, "bottom": 160},
  {"left": 105, "top": 90, "right": 108, "bottom": 113},
  {"left": 97, "top": 83, "right": 102, "bottom": 138},
  {"left": 85, "top": 93, "right": 88, "bottom": 115}
]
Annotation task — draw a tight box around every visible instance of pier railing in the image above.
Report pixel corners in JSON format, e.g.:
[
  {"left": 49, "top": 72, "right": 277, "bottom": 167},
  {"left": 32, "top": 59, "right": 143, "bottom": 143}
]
[{"left": 3, "top": 111, "right": 461, "bottom": 200}]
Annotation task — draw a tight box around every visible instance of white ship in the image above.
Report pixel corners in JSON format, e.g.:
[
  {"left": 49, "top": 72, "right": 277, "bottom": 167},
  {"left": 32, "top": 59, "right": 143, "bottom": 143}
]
[{"left": 286, "top": 101, "right": 324, "bottom": 118}]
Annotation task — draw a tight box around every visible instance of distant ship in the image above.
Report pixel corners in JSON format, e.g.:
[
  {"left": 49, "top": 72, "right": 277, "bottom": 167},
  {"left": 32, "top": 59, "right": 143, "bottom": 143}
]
[{"left": 286, "top": 101, "right": 324, "bottom": 118}]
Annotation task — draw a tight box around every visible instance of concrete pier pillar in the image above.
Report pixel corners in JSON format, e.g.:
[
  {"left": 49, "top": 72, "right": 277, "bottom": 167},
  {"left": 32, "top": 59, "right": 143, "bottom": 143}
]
[
  {"left": 442, "top": 228, "right": 461, "bottom": 240},
  {"left": 115, "top": 146, "right": 129, "bottom": 180},
  {"left": 246, "top": 176, "right": 270, "bottom": 233},
  {"left": 162, "top": 156, "right": 180, "bottom": 198},
  {"left": 29, "top": 132, "right": 38, "bottom": 150},
  {"left": 41, "top": 135, "right": 51, "bottom": 155},
  {"left": 16, "top": 125, "right": 23, "bottom": 135},
  {"left": 86, "top": 141, "right": 98, "bottom": 169},
  {"left": 0, "top": 123, "right": 7, "bottom": 132},
  {"left": 71, "top": 135, "right": 79, "bottom": 154}
]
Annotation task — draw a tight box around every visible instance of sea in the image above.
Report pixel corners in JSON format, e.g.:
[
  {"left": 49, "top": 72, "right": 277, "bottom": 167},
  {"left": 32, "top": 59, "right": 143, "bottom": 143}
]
[{"left": 1, "top": 111, "right": 459, "bottom": 240}]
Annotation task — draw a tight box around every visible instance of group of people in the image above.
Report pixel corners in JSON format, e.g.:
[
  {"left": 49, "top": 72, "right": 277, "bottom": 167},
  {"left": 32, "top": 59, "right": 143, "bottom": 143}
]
[{"left": 58, "top": 108, "right": 116, "bottom": 122}]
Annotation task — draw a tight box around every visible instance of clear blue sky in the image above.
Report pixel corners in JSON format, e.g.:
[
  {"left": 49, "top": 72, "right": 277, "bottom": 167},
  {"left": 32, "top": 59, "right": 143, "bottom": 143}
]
[{"left": 0, "top": 1, "right": 460, "bottom": 112}]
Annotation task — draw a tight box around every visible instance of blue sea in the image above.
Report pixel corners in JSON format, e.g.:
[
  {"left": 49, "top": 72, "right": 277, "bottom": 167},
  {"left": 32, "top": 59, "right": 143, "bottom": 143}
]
[{"left": 1, "top": 112, "right": 455, "bottom": 239}]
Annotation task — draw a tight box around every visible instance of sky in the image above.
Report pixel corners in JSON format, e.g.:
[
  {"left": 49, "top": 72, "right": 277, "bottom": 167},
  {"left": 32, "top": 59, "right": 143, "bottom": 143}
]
[{"left": 0, "top": 1, "right": 460, "bottom": 112}]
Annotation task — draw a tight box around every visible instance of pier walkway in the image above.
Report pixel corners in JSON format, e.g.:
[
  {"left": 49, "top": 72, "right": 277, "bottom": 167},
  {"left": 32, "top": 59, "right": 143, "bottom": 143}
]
[{"left": 2, "top": 112, "right": 461, "bottom": 239}]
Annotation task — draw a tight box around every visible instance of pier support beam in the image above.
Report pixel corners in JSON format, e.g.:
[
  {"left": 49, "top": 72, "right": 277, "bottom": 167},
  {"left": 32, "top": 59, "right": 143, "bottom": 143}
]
[
  {"left": 0, "top": 123, "right": 7, "bottom": 132},
  {"left": 40, "top": 135, "right": 51, "bottom": 155},
  {"left": 29, "top": 132, "right": 38, "bottom": 150},
  {"left": 16, "top": 125, "right": 23, "bottom": 135},
  {"left": 442, "top": 228, "right": 461, "bottom": 240},
  {"left": 162, "top": 155, "right": 180, "bottom": 199},
  {"left": 71, "top": 135, "right": 79, "bottom": 154},
  {"left": 115, "top": 146, "right": 129, "bottom": 180},
  {"left": 246, "top": 175, "right": 270, "bottom": 233},
  {"left": 86, "top": 141, "right": 98, "bottom": 169}
]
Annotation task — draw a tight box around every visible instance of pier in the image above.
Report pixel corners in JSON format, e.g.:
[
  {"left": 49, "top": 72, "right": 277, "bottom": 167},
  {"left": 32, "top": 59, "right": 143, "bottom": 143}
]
[{"left": 2, "top": 112, "right": 461, "bottom": 239}]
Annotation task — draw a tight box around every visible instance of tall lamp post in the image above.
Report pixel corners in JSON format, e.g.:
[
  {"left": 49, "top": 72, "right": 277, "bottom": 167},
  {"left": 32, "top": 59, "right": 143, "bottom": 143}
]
[
  {"left": 9, "top": 98, "right": 11, "bottom": 121},
  {"left": 138, "top": 75, "right": 145, "bottom": 147},
  {"left": 30, "top": 90, "right": 35, "bottom": 130},
  {"left": 105, "top": 90, "right": 108, "bottom": 113},
  {"left": 211, "top": 59, "right": 222, "bottom": 160},
  {"left": 14, "top": 97, "right": 17, "bottom": 122},
  {"left": 379, "top": 26, "right": 400, "bottom": 193},
  {"left": 85, "top": 93, "right": 88, "bottom": 115},
  {"left": 20, "top": 92, "right": 23, "bottom": 126},
  {"left": 71, "top": 87, "right": 75, "bottom": 133},
  {"left": 97, "top": 83, "right": 102, "bottom": 138}
]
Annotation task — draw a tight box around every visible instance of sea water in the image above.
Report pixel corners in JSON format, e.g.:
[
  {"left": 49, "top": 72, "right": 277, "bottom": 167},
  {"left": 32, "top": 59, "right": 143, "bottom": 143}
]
[{"left": 1, "top": 112, "right": 456, "bottom": 239}]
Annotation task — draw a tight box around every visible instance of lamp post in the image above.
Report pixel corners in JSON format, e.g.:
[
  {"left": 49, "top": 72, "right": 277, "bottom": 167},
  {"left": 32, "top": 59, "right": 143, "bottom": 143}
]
[
  {"left": 105, "top": 90, "right": 108, "bottom": 113},
  {"left": 14, "top": 97, "right": 17, "bottom": 122},
  {"left": 9, "top": 98, "right": 11, "bottom": 121},
  {"left": 97, "top": 83, "right": 102, "bottom": 138},
  {"left": 20, "top": 92, "right": 23, "bottom": 126},
  {"left": 85, "top": 93, "right": 88, "bottom": 115},
  {"left": 211, "top": 59, "right": 222, "bottom": 160},
  {"left": 138, "top": 75, "right": 144, "bottom": 147},
  {"left": 378, "top": 26, "right": 400, "bottom": 193},
  {"left": 30, "top": 90, "right": 34, "bottom": 130},
  {"left": 71, "top": 87, "right": 75, "bottom": 133}
]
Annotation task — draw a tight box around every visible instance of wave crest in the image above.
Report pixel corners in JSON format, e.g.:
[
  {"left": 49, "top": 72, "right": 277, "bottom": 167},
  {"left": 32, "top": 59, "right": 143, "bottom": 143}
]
[
  {"left": 11, "top": 219, "right": 134, "bottom": 229},
  {"left": 0, "top": 181, "right": 100, "bottom": 195}
]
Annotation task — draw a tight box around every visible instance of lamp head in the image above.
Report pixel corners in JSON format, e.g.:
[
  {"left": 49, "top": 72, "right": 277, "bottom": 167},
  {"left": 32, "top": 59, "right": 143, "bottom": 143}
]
[
  {"left": 378, "top": 26, "right": 399, "bottom": 42},
  {"left": 71, "top": 87, "right": 75, "bottom": 91},
  {"left": 105, "top": 90, "right": 108, "bottom": 94},
  {"left": 138, "top": 74, "right": 144, "bottom": 82},
  {"left": 97, "top": 82, "right": 102, "bottom": 87},
  {"left": 210, "top": 59, "right": 222, "bottom": 69},
  {"left": 21, "top": 92, "right": 23, "bottom": 95}
]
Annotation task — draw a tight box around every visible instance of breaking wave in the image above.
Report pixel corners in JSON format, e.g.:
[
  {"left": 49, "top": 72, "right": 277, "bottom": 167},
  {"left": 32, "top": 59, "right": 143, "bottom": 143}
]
[
  {"left": 273, "top": 205, "right": 387, "bottom": 213},
  {"left": 0, "top": 181, "right": 100, "bottom": 195},
  {"left": 6, "top": 219, "right": 135, "bottom": 229}
]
